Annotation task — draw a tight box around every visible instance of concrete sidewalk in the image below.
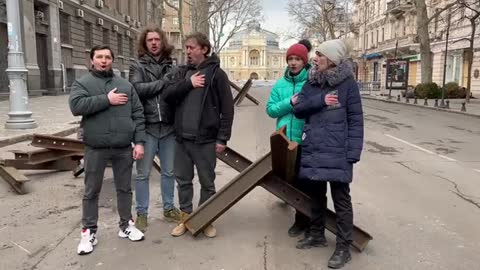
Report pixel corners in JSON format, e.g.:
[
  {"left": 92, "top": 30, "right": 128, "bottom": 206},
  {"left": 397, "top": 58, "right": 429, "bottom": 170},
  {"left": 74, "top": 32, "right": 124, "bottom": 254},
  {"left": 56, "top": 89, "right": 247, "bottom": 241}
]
[
  {"left": 361, "top": 93, "right": 480, "bottom": 118},
  {"left": 0, "top": 95, "right": 80, "bottom": 147}
]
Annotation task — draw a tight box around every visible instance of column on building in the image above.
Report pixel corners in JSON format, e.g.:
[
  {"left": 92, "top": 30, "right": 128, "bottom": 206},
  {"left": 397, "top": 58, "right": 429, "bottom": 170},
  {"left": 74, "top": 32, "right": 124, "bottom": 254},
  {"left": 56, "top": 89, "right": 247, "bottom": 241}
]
[
  {"left": 22, "top": 0, "right": 40, "bottom": 91},
  {"left": 47, "top": 1, "right": 63, "bottom": 93}
]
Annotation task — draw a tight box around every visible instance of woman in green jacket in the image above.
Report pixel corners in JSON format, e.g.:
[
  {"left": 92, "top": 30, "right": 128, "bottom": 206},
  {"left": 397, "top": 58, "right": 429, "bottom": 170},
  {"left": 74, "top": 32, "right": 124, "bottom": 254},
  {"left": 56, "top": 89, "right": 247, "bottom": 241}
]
[{"left": 266, "top": 40, "right": 311, "bottom": 237}]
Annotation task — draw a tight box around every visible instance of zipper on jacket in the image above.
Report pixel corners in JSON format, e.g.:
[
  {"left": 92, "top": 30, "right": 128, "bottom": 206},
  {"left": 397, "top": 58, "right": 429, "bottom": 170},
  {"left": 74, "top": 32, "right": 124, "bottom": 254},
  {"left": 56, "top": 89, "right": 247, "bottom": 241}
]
[
  {"left": 290, "top": 79, "right": 295, "bottom": 141},
  {"left": 156, "top": 96, "right": 162, "bottom": 122}
]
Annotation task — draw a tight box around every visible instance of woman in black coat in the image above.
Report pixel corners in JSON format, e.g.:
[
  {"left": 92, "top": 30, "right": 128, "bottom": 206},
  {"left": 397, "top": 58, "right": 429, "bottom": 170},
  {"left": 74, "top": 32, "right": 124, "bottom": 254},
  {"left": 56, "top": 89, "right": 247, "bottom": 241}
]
[{"left": 291, "top": 39, "right": 364, "bottom": 269}]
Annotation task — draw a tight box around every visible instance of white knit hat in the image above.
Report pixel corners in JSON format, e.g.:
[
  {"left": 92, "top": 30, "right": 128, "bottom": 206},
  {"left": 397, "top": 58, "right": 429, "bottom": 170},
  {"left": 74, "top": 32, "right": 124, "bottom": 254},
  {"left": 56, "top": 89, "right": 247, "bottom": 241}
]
[{"left": 315, "top": 39, "right": 348, "bottom": 66}]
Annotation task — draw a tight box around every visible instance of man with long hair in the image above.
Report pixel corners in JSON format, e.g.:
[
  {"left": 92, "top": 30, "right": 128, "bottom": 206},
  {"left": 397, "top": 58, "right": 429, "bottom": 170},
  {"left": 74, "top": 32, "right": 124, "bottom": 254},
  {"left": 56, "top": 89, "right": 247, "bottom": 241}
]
[{"left": 129, "top": 26, "right": 181, "bottom": 232}]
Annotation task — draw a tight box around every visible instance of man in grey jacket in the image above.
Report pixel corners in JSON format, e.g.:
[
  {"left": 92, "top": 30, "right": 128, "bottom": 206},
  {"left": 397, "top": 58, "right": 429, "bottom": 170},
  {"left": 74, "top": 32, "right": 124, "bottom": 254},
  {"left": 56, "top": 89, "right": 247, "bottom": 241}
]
[{"left": 69, "top": 45, "right": 146, "bottom": 255}]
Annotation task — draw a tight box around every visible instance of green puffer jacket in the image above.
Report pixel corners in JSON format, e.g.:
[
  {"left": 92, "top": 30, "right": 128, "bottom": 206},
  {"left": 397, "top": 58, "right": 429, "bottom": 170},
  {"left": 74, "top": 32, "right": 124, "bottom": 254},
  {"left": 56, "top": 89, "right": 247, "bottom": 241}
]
[
  {"left": 69, "top": 72, "right": 146, "bottom": 148},
  {"left": 266, "top": 67, "right": 309, "bottom": 144}
]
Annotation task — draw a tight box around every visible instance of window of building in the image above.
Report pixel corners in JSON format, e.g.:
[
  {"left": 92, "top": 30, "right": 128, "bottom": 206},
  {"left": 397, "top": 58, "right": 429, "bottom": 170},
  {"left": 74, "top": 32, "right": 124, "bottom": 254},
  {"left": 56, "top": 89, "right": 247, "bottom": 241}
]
[
  {"left": 162, "top": 18, "right": 166, "bottom": 26},
  {"left": 230, "top": 57, "right": 235, "bottom": 66},
  {"left": 85, "top": 22, "right": 93, "bottom": 49},
  {"left": 117, "top": 33, "right": 123, "bottom": 56},
  {"left": 116, "top": 0, "right": 121, "bottom": 11},
  {"left": 172, "top": 0, "right": 179, "bottom": 8},
  {"left": 370, "top": 32, "right": 373, "bottom": 47},
  {"left": 59, "top": 12, "right": 70, "bottom": 44},
  {"left": 129, "top": 39, "right": 135, "bottom": 58},
  {"left": 103, "top": 28, "right": 110, "bottom": 46},
  {"left": 365, "top": 33, "right": 368, "bottom": 49},
  {"left": 382, "top": 27, "right": 384, "bottom": 41},
  {"left": 173, "top": 17, "right": 179, "bottom": 25},
  {"left": 273, "top": 56, "right": 279, "bottom": 66},
  {"left": 376, "top": 29, "right": 379, "bottom": 45},
  {"left": 249, "top": 50, "right": 260, "bottom": 66}
]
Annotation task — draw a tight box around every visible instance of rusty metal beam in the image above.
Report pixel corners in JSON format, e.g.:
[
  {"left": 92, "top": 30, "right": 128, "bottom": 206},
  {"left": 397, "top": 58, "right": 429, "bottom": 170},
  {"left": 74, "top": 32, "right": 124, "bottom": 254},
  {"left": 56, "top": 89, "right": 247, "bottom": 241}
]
[
  {"left": 0, "top": 157, "right": 80, "bottom": 171},
  {"left": 270, "top": 126, "right": 298, "bottom": 184},
  {"left": 31, "top": 134, "right": 84, "bottom": 152},
  {"left": 184, "top": 153, "right": 272, "bottom": 235},
  {"left": 0, "top": 166, "right": 29, "bottom": 194},
  {"left": 231, "top": 79, "right": 259, "bottom": 106},
  {"left": 10, "top": 149, "right": 83, "bottom": 165},
  {"left": 215, "top": 146, "right": 373, "bottom": 252}
]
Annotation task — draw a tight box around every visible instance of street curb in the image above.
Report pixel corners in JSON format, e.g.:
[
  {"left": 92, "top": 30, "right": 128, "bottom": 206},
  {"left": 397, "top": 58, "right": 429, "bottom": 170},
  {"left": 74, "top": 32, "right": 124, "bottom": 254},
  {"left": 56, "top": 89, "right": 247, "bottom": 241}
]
[
  {"left": 0, "top": 125, "right": 79, "bottom": 148},
  {"left": 362, "top": 96, "right": 480, "bottom": 119}
]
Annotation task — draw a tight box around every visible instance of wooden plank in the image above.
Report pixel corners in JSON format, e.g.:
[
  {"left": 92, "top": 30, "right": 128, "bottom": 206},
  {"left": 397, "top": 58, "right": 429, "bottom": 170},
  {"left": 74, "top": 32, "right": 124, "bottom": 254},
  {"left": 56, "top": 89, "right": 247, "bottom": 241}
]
[{"left": 0, "top": 166, "right": 29, "bottom": 194}]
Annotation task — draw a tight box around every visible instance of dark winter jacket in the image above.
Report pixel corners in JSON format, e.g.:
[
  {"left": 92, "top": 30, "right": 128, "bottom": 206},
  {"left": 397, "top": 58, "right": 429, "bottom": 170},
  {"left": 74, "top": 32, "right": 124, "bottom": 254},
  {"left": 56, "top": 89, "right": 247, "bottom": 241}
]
[
  {"left": 163, "top": 54, "right": 234, "bottom": 144},
  {"left": 69, "top": 71, "right": 146, "bottom": 148},
  {"left": 293, "top": 60, "right": 364, "bottom": 183},
  {"left": 129, "top": 54, "right": 176, "bottom": 125}
]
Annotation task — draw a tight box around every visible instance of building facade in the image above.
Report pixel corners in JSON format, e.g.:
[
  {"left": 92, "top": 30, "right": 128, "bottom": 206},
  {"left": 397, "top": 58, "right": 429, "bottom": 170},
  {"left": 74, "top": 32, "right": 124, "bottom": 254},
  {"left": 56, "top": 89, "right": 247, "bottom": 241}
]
[
  {"left": 0, "top": 0, "right": 187, "bottom": 97},
  {"left": 162, "top": 0, "right": 192, "bottom": 64},
  {"left": 218, "top": 22, "right": 286, "bottom": 81},
  {"left": 352, "top": 0, "right": 480, "bottom": 95}
]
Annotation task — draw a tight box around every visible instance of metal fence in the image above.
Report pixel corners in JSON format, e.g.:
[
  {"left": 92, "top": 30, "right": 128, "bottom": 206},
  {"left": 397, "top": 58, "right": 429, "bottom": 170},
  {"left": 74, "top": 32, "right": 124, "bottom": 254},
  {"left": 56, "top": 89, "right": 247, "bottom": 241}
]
[{"left": 358, "top": 81, "right": 381, "bottom": 95}]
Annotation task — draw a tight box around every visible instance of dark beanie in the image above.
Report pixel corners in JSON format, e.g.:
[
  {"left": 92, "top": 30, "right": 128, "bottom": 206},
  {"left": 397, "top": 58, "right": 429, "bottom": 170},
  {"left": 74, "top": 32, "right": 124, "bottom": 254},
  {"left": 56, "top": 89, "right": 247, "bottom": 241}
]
[
  {"left": 298, "top": 39, "right": 312, "bottom": 52},
  {"left": 286, "top": 44, "right": 309, "bottom": 64}
]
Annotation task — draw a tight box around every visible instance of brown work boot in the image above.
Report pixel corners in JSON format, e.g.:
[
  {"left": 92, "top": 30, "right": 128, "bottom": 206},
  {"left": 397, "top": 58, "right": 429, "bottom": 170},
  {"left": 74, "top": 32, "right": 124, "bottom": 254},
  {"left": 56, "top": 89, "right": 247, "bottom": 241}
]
[
  {"left": 203, "top": 224, "right": 217, "bottom": 238},
  {"left": 171, "top": 223, "right": 187, "bottom": 237}
]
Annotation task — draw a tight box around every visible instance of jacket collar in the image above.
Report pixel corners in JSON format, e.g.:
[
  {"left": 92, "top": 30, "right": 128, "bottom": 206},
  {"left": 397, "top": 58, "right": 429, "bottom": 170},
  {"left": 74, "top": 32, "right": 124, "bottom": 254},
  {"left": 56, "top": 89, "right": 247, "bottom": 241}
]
[{"left": 308, "top": 59, "right": 354, "bottom": 87}]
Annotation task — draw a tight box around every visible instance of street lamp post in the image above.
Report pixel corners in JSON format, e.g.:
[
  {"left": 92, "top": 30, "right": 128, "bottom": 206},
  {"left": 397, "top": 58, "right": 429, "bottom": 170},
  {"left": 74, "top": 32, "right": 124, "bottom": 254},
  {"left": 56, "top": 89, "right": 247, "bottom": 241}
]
[{"left": 4, "top": 0, "right": 37, "bottom": 129}]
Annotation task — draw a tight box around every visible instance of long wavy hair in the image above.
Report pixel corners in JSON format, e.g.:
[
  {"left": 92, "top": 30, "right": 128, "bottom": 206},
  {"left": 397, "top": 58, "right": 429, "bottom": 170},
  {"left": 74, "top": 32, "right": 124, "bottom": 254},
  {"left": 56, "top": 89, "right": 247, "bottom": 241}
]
[{"left": 136, "top": 25, "right": 174, "bottom": 59}]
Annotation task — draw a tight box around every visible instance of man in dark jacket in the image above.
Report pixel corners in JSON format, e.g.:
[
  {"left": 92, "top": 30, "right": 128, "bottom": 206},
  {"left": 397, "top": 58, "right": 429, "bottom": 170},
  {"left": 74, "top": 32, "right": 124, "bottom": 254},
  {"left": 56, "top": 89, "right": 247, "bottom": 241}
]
[
  {"left": 70, "top": 45, "right": 146, "bottom": 255},
  {"left": 163, "top": 32, "right": 234, "bottom": 238},
  {"left": 129, "top": 26, "right": 181, "bottom": 231}
]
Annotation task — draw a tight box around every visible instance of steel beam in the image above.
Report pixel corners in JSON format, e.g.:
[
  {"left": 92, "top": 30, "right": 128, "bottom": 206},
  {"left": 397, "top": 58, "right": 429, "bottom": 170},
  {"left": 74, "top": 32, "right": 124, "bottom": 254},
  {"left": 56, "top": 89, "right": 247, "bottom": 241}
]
[
  {"left": 10, "top": 149, "right": 83, "bottom": 164},
  {"left": 31, "top": 134, "right": 84, "bottom": 152},
  {"left": 215, "top": 146, "right": 373, "bottom": 251},
  {"left": 184, "top": 153, "right": 272, "bottom": 235},
  {"left": 1, "top": 157, "right": 80, "bottom": 171},
  {"left": 0, "top": 165, "right": 29, "bottom": 194},
  {"left": 231, "top": 79, "right": 258, "bottom": 106}
]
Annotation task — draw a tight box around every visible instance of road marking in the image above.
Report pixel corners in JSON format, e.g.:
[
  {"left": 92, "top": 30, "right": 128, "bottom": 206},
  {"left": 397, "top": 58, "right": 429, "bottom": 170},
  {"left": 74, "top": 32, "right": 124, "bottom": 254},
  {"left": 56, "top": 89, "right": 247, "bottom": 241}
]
[
  {"left": 384, "top": 134, "right": 457, "bottom": 162},
  {"left": 10, "top": 240, "right": 32, "bottom": 255}
]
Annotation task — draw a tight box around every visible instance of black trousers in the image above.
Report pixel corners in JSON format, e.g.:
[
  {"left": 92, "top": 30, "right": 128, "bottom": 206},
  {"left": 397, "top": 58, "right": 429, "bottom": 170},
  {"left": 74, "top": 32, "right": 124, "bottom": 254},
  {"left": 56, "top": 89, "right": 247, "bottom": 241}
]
[
  {"left": 82, "top": 146, "right": 134, "bottom": 232},
  {"left": 175, "top": 141, "right": 217, "bottom": 214},
  {"left": 300, "top": 180, "right": 353, "bottom": 248}
]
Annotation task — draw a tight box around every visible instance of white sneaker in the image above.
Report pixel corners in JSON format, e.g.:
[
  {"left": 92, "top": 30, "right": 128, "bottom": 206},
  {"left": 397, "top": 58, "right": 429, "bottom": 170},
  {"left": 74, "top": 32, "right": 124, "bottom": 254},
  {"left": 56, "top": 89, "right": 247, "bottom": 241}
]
[
  {"left": 77, "top": 229, "right": 97, "bottom": 255},
  {"left": 118, "top": 220, "right": 145, "bottom": 241}
]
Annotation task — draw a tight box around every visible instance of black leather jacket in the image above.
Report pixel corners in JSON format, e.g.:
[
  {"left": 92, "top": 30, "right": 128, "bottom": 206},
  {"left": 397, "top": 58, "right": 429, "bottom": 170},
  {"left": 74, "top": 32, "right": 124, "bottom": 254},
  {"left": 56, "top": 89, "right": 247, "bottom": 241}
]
[{"left": 129, "top": 54, "right": 176, "bottom": 125}]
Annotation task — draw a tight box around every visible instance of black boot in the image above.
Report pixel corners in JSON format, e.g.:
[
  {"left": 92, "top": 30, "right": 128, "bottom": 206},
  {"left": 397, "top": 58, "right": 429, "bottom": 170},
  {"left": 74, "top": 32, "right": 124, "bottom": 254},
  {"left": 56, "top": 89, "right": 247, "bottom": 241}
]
[
  {"left": 288, "top": 222, "right": 307, "bottom": 237},
  {"left": 296, "top": 234, "right": 327, "bottom": 249},
  {"left": 328, "top": 247, "right": 351, "bottom": 269}
]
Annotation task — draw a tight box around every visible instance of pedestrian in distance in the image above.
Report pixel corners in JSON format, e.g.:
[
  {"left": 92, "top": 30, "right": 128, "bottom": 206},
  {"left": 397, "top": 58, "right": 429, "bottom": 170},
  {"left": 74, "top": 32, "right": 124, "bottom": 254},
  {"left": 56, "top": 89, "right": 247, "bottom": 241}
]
[
  {"left": 266, "top": 39, "right": 312, "bottom": 237},
  {"left": 70, "top": 45, "right": 146, "bottom": 255},
  {"left": 163, "top": 32, "right": 234, "bottom": 238},
  {"left": 129, "top": 26, "right": 182, "bottom": 232},
  {"left": 292, "top": 39, "right": 364, "bottom": 269}
]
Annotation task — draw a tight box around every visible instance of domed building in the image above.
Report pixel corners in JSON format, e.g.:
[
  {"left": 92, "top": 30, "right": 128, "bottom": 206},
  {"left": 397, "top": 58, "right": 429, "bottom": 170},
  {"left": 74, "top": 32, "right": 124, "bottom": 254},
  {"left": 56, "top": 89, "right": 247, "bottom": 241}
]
[{"left": 218, "top": 22, "right": 286, "bottom": 81}]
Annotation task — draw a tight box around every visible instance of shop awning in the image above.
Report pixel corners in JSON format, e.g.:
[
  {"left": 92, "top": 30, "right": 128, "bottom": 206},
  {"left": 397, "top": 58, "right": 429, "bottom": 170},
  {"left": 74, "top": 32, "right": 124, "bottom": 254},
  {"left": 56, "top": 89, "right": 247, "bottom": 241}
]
[{"left": 362, "top": 53, "right": 383, "bottom": 60}]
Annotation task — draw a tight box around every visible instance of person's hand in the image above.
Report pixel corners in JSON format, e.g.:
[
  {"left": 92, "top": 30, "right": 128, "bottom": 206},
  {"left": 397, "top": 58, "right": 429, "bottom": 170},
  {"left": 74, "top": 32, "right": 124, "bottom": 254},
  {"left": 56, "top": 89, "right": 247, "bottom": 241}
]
[
  {"left": 133, "top": 144, "right": 144, "bottom": 160},
  {"left": 291, "top": 93, "right": 299, "bottom": 105},
  {"left": 324, "top": 94, "right": 338, "bottom": 106},
  {"left": 190, "top": 72, "right": 205, "bottom": 88},
  {"left": 108, "top": 88, "right": 128, "bottom": 105},
  {"left": 215, "top": 143, "right": 226, "bottom": 154}
]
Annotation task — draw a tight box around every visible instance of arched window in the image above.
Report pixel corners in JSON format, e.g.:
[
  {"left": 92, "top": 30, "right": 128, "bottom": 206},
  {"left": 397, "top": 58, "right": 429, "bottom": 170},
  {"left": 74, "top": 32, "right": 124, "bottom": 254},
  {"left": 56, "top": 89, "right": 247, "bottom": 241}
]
[
  {"left": 273, "top": 57, "right": 279, "bottom": 67},
  {"left": 230, "top": 57, "right": 235, "bottom": 66},
  {"left": 249, "top": 50, "right": 260, "bottom": 66}
]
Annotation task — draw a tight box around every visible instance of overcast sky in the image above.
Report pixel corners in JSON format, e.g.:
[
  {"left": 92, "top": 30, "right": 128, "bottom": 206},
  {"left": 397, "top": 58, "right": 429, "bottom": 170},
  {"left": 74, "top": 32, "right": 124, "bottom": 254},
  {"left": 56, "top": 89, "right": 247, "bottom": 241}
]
[{"left": 260, "top": 0, "right": 297, "bottom": 48}]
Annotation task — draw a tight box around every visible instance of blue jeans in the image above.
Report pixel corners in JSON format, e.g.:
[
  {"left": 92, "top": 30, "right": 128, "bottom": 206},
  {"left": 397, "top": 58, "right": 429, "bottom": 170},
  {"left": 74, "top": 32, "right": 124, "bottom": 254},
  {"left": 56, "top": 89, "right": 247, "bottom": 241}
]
[{"left": 135, "top": 132, "right": 176, "bottom": 215}]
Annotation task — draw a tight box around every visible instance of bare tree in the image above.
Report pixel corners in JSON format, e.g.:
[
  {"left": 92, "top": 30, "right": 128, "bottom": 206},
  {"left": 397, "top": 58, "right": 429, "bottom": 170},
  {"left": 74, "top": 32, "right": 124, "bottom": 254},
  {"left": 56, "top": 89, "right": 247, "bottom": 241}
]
[
  {"left": 209, "top": 0, "right": 262, "bottom": 53},
  {"left": 455, "top": 0, "right": 480, "bottom": 102},
  {"left": 147, "top": 0, "right": 165, "bottom": 27},
  {"left": 287, "top": 0, "right": 352, "bottom": 41},
  {"left": 415, "top": 0, "right": 456, "bottom": 83}
]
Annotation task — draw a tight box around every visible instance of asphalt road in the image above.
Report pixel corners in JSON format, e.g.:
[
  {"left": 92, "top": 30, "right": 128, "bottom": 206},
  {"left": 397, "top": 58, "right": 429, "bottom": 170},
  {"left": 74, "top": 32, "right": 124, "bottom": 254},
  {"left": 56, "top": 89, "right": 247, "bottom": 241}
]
[{"left": 0, "top": 86, "right": 479, "bottom": 270}]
